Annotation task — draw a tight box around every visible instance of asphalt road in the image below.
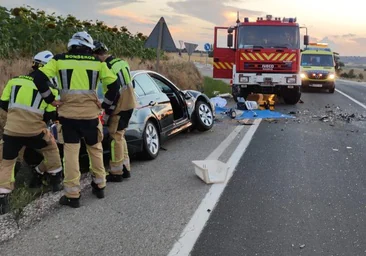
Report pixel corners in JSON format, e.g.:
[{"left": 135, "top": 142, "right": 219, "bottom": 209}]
[
  {"left": 0, "top": 97, "right": 250, "bottom": 255},
  {"left": 191, "top": 80, "right": 366, "bottom": 256},
  {"left": 2, "top": 69, "right": 366, "bottom": 256}
]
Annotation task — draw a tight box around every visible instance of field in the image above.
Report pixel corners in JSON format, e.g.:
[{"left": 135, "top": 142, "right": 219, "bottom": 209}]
[
  {"left": 167, "top": 52, "right": 214, "bottom": 65},
  {"left": 340, "top": 66, "right": 366, "bottom": 82}
]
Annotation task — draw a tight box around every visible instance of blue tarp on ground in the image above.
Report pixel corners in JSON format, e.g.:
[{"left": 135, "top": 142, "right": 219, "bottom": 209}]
[
  {"left": 214, "top": 106, "right": 295, "bottom": 120},
  {"left": 235, "top": 110, "right": 295, "bottom": 120}
]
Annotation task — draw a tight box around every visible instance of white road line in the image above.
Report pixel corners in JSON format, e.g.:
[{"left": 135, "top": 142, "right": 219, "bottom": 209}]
[
  {"left": 167, "top": 119, "right": 262, "bottom": 256},
  {"left": 205, "top": 125, "right": 244, "bottom": 160},
  {"left": 336, "top": 88, "right": 366, "bottom": 110}
]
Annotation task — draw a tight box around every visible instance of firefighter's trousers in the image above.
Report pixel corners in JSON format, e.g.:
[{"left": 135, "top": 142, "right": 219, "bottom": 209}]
[
  {"left": 108, "top": 110, "right": 133, "bottom": 176},
  {"left": 0, "top": 130, "right": 62, "bottom": 193},
  {"left": 59, "top": 117, "right": 105, "bottom": 198}
]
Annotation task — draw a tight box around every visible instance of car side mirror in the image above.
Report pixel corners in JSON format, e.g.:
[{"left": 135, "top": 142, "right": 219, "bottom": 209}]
[
  {"left": 304, "top": 35, "right": 309, "bottom": 46},
  {"left": 227, "top": 33, "right": 233, "bottom": 48},
  {"left": 181, "top": 91, "right": 191, "bottom": 99}
]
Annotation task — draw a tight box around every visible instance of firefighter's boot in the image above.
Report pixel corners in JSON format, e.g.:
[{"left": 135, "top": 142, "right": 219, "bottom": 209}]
[
  {"left": 106, "top": 173, "right": 123, "bottom": 183},
  {"left": 91, "top": 181, "right": 105, "bottom": 199},
  {"left": 0, "top": 194, "right": 10, "bottom": 215},
  {"left": 122, "top": 165, "right": 131, "bottom": 179},
  {"left": 59, "top": 195, "right": 80, "bottom": 208},
  {"left": 29, "top": 168, "right": 44, "bottom": 189},
  {"left": 49, "top": 172, "right": 63, "bottom": 192}
]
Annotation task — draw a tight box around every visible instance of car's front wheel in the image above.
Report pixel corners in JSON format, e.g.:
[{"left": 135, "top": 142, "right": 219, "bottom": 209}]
[
  {"left": 194, "top": 101, "right": 214, "bottom": 131},
  {"left": 141, "top": 120, "right": 160, "bottom": 160}
]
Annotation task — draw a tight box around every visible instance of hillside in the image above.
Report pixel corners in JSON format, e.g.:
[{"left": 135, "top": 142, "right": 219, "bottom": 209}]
[{"left": 339, "top": 56, "right": 366, "bottom": 65}]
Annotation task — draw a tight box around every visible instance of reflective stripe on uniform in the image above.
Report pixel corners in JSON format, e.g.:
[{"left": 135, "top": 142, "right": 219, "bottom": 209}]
[
  {"left": 92, "top": 177, "right": 105, "bottom": 184},
  {"left": 110, "top": 164, "right": 124, "bottom": 171},
  {"left": 41, "top": 89, "right": 52, "bottom": 98},
  {"left": 64, "top": 186, "right": 81, "bottom": 193},
  {"left": 47, "top": 166, "right": 63, "bottom": 174},
  {"left": 0, "top": 188, "right": 11, "bottom": 194},
  {"left": 60, "top": 89, "right": 95, "bottom": 95},
  {"left": 103, "top": 98, "right": 113, "bottom": 105},
  {"left": 60, "top": 69, "right": 69, "bottom": 90},
  {"left": 91, "top": 70, "right": 98, "bottom": 90},
  {"left": 8, "top": 103, "right": 45, "bottom": 114},
  {"left": 9, "top": 85, "right": 16, "bottom": 108},
  {"left": 117, "top": 71, "right": 128, "bottom": 91},
  {"left": 33, "top": 93, "right": 43, "bottom": 109}
]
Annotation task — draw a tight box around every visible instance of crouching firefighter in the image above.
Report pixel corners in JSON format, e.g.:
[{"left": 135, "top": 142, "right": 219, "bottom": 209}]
[
  {"left": 0, "top": 51, "right": 63, "bottom": 215},
  {"left": 93, "top": 41, "right": 137, "bottom": 182},
  {"left": 32, "top": 31, "right": 120, "bottom": 208}
]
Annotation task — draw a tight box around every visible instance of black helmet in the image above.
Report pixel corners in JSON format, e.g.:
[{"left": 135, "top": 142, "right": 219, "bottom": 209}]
[{"left": 93, "top": 41, "right": 109, "bottom": 54}]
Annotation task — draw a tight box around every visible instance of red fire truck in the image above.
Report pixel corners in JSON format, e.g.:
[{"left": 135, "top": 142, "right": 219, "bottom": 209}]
[{"left": 213, "top": 15, "right": 309, "bottom": 104}]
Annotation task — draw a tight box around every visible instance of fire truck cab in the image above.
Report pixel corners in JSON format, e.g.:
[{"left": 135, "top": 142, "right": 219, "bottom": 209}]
[{"left": 213, "top": 15, "right": 309, "bottom": 104}]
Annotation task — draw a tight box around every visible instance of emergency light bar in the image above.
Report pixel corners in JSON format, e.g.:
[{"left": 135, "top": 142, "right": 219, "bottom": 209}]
[
  {"left": 309, "top": 42, "right": 328, "bottom": 47},
  {"left": 256, "top": 15, "right": 297, "bottom": 23}
]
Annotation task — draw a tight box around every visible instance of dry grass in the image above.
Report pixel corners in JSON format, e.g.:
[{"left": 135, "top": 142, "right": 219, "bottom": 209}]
[
  {"left": 166, "top": 52, "right": 213, "bottom": 65},
  {"left": 0, "top": 56, "right": 204, "bottom": 137},
  {"left": 341, "top": 67, "right": 366, "bottom": 82},
  {"left": 0, "top": 59, "right": 32, "bottom": 94}
]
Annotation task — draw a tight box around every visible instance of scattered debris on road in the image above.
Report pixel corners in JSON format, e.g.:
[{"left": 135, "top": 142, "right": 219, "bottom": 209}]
[{"left": 300, "top": 244, "right": 306, "bottom": 249}]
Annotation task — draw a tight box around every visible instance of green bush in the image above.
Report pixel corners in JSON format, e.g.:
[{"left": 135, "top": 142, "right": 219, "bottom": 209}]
[
  {"left": 348, "top": 69, "right": 356, "bottom": 78},
  {"left": 203, "top": 76, "right": 231, "bottom": 97},
  {"left": 0, "top": 6, "right": 156, "bottom": 60}
]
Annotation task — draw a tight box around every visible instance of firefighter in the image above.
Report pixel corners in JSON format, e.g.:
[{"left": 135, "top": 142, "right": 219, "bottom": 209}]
[
  {"left": 0, "top": 51, "right": 63, "bottom": 215},
  {"left": 32, "top": 31, "right": 119, "bottom": 208},
  {"left": 93, "top": 41, "right": 137, "bottom": 182},
  {"left": 28, "top": 51, "right": 63, "bottom": 190}
]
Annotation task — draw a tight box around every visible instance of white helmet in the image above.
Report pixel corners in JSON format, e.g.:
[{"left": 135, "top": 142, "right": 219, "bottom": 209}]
[
  {"left": 67, "top": 31, "right": 95, "bottom": 50},
  {"left": 33, "top": 50, "right": 54, "bottom": 65}
]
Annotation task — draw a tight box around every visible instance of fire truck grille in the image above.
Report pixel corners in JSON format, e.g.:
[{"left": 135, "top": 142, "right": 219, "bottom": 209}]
[{"left": 243, "top": 62, "right": 293, "bottom": 71}]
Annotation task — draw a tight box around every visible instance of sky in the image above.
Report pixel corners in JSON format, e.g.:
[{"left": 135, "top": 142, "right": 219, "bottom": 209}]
[{"left": 1, "top": 0, "right": 365, "bottom": 56}]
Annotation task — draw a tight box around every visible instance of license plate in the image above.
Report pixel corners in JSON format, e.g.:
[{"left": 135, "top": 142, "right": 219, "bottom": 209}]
[
  {"left": 262, "top": 82, "right": 274, "bottom": 86},
  {"left": 310, "top": 84, "right": 322, "bottom": 87}
]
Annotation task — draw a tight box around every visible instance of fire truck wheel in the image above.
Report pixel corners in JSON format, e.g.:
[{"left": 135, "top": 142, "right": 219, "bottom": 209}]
[{"left": 283, "top": 90, "right": 301, "bottom": 105}]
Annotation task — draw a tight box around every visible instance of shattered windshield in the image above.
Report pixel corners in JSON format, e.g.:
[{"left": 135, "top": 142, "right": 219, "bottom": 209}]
[
  {"left": 301, "top": 54, "right": 334, "bottom": 67},
  {"left": 238, "top": 25, "right": 300, "bottom": 49}
]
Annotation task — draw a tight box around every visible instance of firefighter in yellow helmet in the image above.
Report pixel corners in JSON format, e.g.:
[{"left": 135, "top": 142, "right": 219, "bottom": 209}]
[
  {"left": 0, "top": 50, "right": 62, "bottom": 215},
  {"left": 93, "top": 41, "right": 137, "bottom": 182},
  {"left": 32, "top": 31, "right": 120, "bottom": 208}
]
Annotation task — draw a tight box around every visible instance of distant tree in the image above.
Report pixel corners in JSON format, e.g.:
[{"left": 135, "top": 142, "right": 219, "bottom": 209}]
[{"left": 358, "top": 73, "right": 364, "bottom": 80}]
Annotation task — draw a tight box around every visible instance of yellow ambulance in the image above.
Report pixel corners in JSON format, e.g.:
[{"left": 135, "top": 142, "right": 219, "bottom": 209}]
[{"left": 300, "top": 43, "right": 337, "bottom": 93}]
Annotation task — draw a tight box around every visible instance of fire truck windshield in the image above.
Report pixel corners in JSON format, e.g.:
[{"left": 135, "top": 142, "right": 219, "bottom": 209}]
[
  {"left": 301, "top": 54, "right": 334, "bottom": 67},
  {"left": 238, "top": 25, "right": 300, "bottom": 49}
]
